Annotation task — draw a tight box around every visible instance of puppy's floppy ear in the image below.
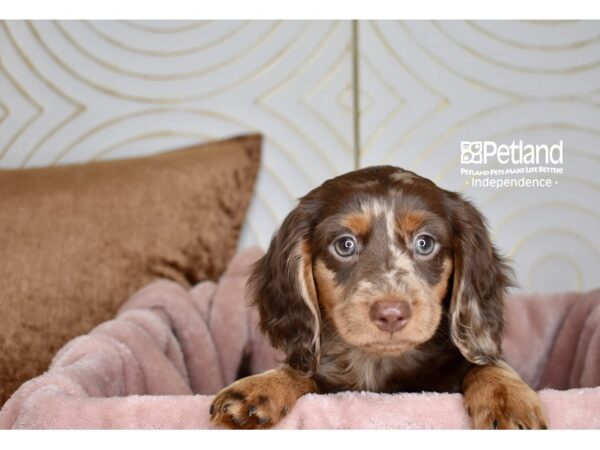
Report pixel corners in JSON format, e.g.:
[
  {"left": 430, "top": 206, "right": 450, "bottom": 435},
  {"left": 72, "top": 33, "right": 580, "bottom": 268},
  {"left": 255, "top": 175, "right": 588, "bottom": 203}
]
[
  {"left": 248, "top": 199, "right": 321, "bottom": 375},
  {"left": 445, "top": 192, "right": 514, "bottom": 365}
]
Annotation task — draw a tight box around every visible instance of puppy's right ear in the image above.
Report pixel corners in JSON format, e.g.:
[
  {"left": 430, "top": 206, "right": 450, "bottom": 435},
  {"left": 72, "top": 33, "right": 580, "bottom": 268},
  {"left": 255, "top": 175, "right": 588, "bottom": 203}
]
[{"left": 248, "top": 200, "right": 321, "bottom": 375}]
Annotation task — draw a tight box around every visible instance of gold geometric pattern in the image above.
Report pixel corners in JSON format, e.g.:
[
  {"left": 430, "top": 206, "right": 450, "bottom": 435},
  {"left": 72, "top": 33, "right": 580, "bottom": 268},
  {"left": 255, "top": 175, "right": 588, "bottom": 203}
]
[
  {"left": 0, "top": 20, "right": 354, "bottom": 251},
  {"left": 358, "top": 20, "right": 600, "bottom": 293},
  {"left": 1, "top": 20, "right": 598, "bottom": 292}
]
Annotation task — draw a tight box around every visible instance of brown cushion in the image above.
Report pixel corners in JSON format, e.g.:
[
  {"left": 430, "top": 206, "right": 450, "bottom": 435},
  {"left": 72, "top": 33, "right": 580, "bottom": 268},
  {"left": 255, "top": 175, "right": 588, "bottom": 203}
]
[{"left": 0, "top": 134, "right": 262, "bottom": 405}]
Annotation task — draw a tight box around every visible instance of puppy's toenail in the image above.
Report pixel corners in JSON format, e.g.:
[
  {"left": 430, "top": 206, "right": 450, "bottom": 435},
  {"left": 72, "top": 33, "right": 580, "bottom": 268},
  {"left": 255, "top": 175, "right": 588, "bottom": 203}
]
[
  {"left": 248, "top": 405, "right": 257, "bottom": 417},
  {"left": 257, "top": 416, "right": 270, "bottom": 425},
  {"left": 492, "top": 420, "right": 499, "bottom": 429}
]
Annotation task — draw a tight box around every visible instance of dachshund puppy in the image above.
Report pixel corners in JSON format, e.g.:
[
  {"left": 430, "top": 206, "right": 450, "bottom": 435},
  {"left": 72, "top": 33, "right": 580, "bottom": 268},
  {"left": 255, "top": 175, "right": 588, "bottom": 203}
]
[{"left": 210, "top": 166, "right": 547, "bottom": 429}]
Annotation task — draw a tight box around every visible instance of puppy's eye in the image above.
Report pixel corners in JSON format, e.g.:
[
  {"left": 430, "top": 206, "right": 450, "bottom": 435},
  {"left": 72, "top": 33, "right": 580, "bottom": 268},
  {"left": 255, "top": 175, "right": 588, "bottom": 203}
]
[
  {"left": 334, "top": 236, "right": 357, "bottom": 257},
  {"left": 414, "top": 234, "right": 436, "bottom": 256}
]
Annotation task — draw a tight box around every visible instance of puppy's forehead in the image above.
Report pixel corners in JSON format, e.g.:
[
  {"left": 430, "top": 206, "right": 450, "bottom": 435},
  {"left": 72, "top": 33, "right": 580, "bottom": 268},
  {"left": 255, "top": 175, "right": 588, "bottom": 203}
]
[
  {"left": 309, "top": 166, "right": 450, "bottom": 237},
  {"left": 315, "top": 166, "right": 443, "bottom": 210}
]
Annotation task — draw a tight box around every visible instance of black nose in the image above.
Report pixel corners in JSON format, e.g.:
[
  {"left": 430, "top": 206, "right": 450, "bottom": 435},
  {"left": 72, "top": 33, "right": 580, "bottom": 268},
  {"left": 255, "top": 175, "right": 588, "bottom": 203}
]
[{"left": 369, "top": 300, "right": 411, "bottom": 333}]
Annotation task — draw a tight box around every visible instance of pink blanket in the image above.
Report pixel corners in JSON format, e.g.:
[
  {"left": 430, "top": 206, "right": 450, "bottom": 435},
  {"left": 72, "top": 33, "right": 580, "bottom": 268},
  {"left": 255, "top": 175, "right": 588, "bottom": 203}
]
[{"left": 1, "top": 248, "right": 599, "bottom": 429}]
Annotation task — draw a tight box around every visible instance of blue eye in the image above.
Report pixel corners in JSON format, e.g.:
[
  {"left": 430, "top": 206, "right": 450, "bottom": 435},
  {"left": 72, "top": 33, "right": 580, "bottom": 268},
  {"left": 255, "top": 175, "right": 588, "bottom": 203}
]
[
  {"left": 334, "top": 236, "right": 357, "bottom": 257},
  {"left": 414, "top": 234, "right": 436, "bottom": 256}
]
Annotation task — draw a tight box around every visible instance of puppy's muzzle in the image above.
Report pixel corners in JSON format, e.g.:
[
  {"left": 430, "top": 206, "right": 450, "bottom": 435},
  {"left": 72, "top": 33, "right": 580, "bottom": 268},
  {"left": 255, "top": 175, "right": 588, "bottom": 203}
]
[{"left": 369, "top": 299, "right": 412, "bottom": 334}]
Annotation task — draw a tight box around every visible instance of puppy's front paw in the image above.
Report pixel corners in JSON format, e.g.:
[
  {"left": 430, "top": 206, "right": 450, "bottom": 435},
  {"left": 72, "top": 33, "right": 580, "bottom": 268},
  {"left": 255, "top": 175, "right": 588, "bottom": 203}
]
[
  {"left": 463, "top": 364, "right": 548, "bottom": 429},
  {"left": 209, "top": 368, "right": 314, "bottom": 429}
]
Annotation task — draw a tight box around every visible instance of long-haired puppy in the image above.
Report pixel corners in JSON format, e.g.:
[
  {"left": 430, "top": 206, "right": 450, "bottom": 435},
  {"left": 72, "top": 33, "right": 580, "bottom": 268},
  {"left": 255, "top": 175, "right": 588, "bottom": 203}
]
[{"left": 210, "top": 166, "right": 547, "bottom": 429}]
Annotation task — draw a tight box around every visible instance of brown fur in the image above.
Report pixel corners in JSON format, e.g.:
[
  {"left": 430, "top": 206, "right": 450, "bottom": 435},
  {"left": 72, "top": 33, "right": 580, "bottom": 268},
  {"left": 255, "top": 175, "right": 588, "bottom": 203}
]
[
  {"left": 210, "top": 165, "right": 546, "bottom": 429},
  {"left": 397, "top": 211, "right": 427, "bottom": 238},
  {"left": 463, "top": 362, "right": 547, "bottom": 429},
  {"left": 210, "top": 368, "right": 316, "bottom": 429},
  {"left": 341, "top": 212, "right": 373, "bottom": 237}
]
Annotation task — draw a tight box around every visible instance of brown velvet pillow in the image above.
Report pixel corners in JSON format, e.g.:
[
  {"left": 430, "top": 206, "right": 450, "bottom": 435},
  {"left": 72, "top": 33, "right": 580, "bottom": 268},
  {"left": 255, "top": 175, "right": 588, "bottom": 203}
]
[{"left": 0, "top": 134, "right": 262, "bottom": 405}]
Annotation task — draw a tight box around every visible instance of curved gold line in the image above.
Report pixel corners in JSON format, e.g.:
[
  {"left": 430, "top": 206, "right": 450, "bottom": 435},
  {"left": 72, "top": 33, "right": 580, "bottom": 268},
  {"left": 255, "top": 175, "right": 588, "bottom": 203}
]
[
  {"left": 434, "top": 21, "right": 600, "bottom": 75},
  {"left": 28, "top": 20, "right": 286, "bottom": 103},
  {"left": 30, "top": 21, "right": 309, "bottom": 104},
  {"left": 257, "top": 102, "right": 340, "bottom": 177},
  {"left": 254, "top": 190, "right": 284, "bottom": 225},
  {"left": 262, "top": 164, "right": 297, "bottom": 203},
  {"left": 359, "top": 54, "right": 406, "bottom": 154},
  {"left": 523, "top": 20, "right": 579, "bottom": 26},
  {"left": 21, "top": 107, "right": 84, "bottom": 167},
  {"left": 120, "top": 20, "right": 210, "bottom": 34},
  {"left": 90, "top": 131, "right": 213, "bottom": 161},
  {"left": 367, "top": 21, "right": 453, "bottom": 164},
  {"left": 371, "top": 22, "right": 449, "bottom": 103},
  {"left": 0, "top": 109, "right": 40, "bottom": 160},
  {"left": 188, "top": 20, "right": 312, "bottom": 102},
  {"left": 4, "top": 22, "right": 86, "bottom": 166},
  {"left": 466, "top": 21, "right": 600, "bottom": 51},
  {"left": 474, "top": 174, "right": 600, "bottom": 208},
  {"left": 254, "top": 20, "right": 335, "bottom": 105},
  {"left": 397, "top": 21, "right": 522, "bottom": 100},
  {"left": 496, "top": 201, "right": 600, "bottom": 231},
  {"left": 487, "top": 122, "right": 600, "bottom": 138},
  {"left": 412, "top": 99, "right": 521, "bottom": 171},
  {"left": 49, "top": 108, "right": 236, "bottom": 163},
  {"left": 509, "top": 227, "right": 600, "bottom": 261},
  {"left": 569, "top": 147, "right": 600, "bottom": 162},
  {"left": 255, "top": 21, "right": 347, "bottom": 175},
  {"left": 527, "top": 252, "right": 584, "bottom": 291},
  {"left": 50, "top": 107, "right": 319, "bottom": 185},
  {"left": 0, "top": 101, "right": 8, "bottom": 124},
  {"left": 0, "top": 61, "right": 43, "bottom": 158},
  {"left": 55, "top": 20, "right": 280, "bottom": 81},
  {"left": 337, "top": 87, "right": 374, "bottom": 116},
  {"left": 301, "top": 39, "right": 353, "bottom": 152},
  {"left": 6, "top": 22, "right": 82, "bottom": 109},
  {"left": 382, "top": 99, "right": 448, "bottom": 166},
  {"left": 84, "top": 21, "right": 250, "bottom": 57},
  {"left": 336, "top": 87, "right": 353, "bottom": 113}
]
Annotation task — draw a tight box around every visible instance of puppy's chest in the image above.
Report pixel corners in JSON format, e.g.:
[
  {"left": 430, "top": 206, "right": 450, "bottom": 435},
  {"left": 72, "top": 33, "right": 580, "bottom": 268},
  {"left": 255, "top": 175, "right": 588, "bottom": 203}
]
[{"left": 314, "top": 348, "right": 423, "bottom": 393}]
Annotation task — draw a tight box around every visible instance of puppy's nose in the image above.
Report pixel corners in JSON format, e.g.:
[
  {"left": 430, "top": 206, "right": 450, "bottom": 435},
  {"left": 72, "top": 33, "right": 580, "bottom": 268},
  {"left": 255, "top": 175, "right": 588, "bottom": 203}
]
[{"left": 369, "top": 300, "right": 411, "bottom": 333}]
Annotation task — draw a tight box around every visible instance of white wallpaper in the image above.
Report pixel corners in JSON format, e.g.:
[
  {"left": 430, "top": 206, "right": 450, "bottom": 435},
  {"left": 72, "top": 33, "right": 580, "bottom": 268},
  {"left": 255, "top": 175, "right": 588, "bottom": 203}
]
[
  {"left": 0, "top": 20, "right": 354, "bottom": 251},
  {"left": 359, "top": 21, "right": 600, "bottom": 293},
  {"left": 1, "top": 20, "right": 598, "bottom": 293}
]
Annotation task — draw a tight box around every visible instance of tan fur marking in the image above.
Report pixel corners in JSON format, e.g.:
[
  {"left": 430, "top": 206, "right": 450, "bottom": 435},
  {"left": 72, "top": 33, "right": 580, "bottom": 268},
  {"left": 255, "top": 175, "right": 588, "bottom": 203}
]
[
  {"left": 462, "top": 362, "right": 547, "bottom": 429},
  {"left": 397, "top": 211, "right": 427, "bottom": 237},
  {"left": 313, "top": 259, "right": 342, "bottom": 314},
  {"left": 340, "top": 212, "right": 372, "bottom": 237},
  {"left": 432, "top": 258, "right": 453, "bottom": 301},
  {"left": 210, "top": 368, "right": 316, "bottom": 429},
  {"left": 298, "top": 240, "right": 321, "bottom": 355}
]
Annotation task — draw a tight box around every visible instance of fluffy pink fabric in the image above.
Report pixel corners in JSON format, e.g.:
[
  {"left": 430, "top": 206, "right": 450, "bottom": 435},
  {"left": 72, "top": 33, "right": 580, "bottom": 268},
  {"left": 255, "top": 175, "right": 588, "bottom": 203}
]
[{"left": 1, "top": 248, "right": 598, "bottom": 429}]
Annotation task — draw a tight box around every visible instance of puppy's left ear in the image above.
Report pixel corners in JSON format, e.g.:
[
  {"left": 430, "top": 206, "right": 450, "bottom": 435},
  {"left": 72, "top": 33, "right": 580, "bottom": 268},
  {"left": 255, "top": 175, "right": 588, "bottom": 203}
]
[{"left": 445, "top": 192, "right": 514, "bottom": 365}]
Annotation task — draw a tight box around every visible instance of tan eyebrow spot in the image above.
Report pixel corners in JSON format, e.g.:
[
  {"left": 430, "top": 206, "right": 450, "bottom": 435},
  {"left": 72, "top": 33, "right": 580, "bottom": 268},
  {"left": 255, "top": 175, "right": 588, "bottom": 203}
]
[
  {"left": 397, "top": 211, "right": 427, "bottom": 237},
  {"left": 340, "top": 212, "right": 372, "bottom": 237}
]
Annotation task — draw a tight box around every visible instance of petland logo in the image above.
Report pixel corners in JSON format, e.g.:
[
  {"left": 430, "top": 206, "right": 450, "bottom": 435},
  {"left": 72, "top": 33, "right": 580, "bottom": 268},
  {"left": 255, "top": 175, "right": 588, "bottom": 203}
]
[{"left": 461, "top": 140, "right": 563, "bottom": 165}]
